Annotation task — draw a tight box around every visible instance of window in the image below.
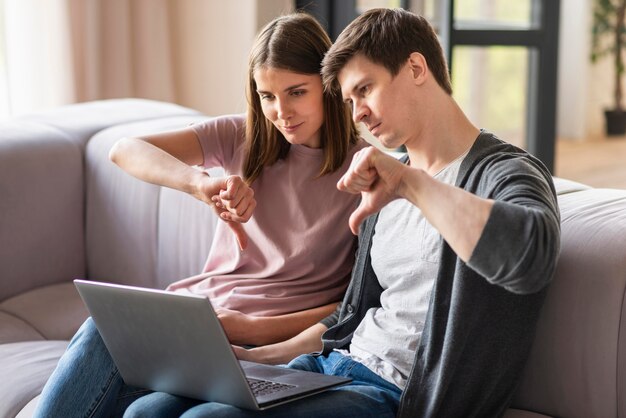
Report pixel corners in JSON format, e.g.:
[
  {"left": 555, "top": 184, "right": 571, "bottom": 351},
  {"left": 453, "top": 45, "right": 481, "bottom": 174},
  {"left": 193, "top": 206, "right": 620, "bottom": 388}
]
[
  {"left": 452, "top": 46, "right": 529, "bottom": 148},
  {"left": 296, "top": 0, "right": 560, "bottom": 170},
  {"left": 450, "top": 1, "right": 532, "bottom": 149},
  {"left": 442, "top": 0, "right": 560, "bottom": 172}
]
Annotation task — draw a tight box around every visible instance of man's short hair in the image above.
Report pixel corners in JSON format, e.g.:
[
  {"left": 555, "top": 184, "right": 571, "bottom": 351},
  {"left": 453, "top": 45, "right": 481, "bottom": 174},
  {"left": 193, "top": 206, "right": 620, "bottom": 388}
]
[{"left": 321, "top": 8, "right": 453, "bottom": 95}]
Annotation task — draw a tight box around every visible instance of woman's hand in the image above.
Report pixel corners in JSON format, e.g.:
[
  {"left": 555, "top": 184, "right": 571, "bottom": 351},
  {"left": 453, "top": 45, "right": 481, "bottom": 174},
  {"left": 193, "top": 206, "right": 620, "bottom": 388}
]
[
  {"left": 211, "top": 175, "right": 256, "bottom": 223},
  {"left": 194, "top": 173, "right": 256, "bottom": 250},
  {"left": 214, "top": 307, "right": 256, "bottom": 346},
  {"left": 230, "top": 323, "right": 328, "bottom": 365}
]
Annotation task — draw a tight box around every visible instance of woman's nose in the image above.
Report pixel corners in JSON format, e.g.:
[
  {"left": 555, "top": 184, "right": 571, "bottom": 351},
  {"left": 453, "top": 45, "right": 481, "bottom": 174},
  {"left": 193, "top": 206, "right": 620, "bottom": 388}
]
[{"left": 276, "top": 99, "right": 292, "bottom": 120}]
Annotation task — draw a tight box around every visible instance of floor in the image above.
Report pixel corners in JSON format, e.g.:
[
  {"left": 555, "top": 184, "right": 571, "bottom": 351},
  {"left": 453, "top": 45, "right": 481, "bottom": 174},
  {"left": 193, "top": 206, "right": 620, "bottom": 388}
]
[{"left": 554, "top": 136, "right": 626, "bottom": 189}]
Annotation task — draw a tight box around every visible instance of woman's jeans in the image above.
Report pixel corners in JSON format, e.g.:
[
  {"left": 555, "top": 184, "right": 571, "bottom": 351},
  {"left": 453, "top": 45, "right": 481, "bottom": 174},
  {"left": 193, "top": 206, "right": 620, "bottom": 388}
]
[
  {"left": 123, "top": 351, "right": 402, "bottom": 418},
  {"left": 33, "top": 317, "right": 150, "bottom": 418},
  {"left": 34, "top": 319, "right": 402, "bottom": 418}
]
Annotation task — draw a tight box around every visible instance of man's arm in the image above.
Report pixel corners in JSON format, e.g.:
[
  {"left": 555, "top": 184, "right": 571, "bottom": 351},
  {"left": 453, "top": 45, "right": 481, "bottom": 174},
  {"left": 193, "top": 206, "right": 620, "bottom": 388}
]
[
  {"left": 338, "top": 146, "right": 492, "bottom": 261},
  {"left": 232, "top": 323, "right": 328, "bottom": 365},
  {"left": 338, "top": 146, "right": 560, "bottom": 293},
  {"left": 216, "top": 302, "right": 338, "bottom": 346}
]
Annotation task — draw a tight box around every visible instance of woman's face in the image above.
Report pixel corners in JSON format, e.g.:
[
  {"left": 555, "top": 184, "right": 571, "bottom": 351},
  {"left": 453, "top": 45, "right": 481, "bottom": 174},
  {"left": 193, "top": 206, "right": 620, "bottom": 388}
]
[{"left": 254, "top": 67, "right": 325, "bottom": 149}]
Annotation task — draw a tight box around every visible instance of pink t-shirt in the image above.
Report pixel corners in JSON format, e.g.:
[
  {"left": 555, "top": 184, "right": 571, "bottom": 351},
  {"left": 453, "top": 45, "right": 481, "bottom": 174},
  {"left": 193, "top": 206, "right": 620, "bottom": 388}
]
[{"left": 167, "top": 114, "right": 367, "bottom": 316}]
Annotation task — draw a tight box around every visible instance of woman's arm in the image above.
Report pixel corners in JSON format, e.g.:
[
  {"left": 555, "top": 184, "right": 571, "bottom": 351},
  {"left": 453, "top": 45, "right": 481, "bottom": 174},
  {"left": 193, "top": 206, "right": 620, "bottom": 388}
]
[
  {"left": 109, "top": 128, "right": 255, "bottom": 249},
  {"left": 232, "top": 323, "right": 328, "bottom": 365},
  {"left": 216, "top": 302, "right": 338, "bottom": 346},
  {"left": 109, "top": 128, "right": 214, "bottom": 201}
]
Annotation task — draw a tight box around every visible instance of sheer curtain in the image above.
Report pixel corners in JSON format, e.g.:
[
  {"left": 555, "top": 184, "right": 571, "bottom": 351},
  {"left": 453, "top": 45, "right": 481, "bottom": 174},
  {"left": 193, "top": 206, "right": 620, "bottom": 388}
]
[
  {"left": 0, "top": 0, "right": 292, "bottom": 120},
  {"left": 1, "top": 0, "right": 175, "bottom": 119},
  {"left": 2, "top": 0, "right": 76, "bottom": 117}
]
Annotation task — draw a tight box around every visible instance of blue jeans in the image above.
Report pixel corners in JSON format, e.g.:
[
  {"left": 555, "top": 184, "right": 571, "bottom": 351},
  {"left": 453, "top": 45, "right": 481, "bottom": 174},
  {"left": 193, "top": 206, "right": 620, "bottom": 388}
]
[
  {"left": 33, "top": 317, "right": 150, "bottom": 418},
  {"left": 123, "top": 351, "right": 402, "bottom": 418}
]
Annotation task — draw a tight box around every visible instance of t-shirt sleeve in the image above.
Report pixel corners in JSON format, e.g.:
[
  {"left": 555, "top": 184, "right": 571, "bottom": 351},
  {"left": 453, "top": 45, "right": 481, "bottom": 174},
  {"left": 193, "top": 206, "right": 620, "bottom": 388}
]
[{"left": 189, "top": 114, "right": 246, "bottom": 170}]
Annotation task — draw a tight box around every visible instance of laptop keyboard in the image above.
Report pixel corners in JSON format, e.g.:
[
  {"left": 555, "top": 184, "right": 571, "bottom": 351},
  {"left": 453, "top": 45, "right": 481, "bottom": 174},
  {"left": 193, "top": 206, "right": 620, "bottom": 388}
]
[{"left": 247, "top": 377, "right": 296, "bottom": 396}]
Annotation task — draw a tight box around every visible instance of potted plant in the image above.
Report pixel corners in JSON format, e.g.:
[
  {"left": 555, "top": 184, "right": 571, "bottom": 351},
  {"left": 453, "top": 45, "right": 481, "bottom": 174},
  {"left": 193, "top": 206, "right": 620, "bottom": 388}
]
[{"left": 591, "top": 0, "right": 626, "bottom": 135}]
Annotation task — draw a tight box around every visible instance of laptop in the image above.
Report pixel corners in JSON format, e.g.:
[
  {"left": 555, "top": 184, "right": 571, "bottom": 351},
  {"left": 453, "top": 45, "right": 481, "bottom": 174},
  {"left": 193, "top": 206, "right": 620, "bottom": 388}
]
[{"left": 74, "top": 279, "right": 351, "bottom": 410}]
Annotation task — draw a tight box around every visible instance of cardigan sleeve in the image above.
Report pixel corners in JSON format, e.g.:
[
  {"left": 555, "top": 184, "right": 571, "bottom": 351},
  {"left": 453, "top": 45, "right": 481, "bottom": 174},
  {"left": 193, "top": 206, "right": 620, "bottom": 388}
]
[
  {"left": 467, "top": 155, "right": 561, "bottom": 294},
  {"left": 318, "top": 303, "right": 341, "bottom": 328}
]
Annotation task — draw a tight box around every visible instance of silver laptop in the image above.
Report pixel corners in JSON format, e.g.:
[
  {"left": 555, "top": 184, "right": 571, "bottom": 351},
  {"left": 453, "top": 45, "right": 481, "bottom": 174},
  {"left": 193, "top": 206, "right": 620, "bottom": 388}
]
[{"left": 74, "top": 279, "right": 351, "bottom": 410}]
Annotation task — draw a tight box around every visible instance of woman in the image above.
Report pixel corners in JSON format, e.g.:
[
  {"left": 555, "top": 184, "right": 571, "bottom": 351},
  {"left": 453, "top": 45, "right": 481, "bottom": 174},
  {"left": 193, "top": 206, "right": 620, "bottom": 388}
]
[{"left": 33, "top": 13, "right": 365, "bottom": 418}]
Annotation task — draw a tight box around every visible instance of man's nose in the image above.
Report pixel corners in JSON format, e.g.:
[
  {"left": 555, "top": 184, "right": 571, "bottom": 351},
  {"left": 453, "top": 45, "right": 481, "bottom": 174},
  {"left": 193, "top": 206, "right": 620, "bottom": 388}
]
[{"left": 352, "top": 100, "right": 368, "bottom": 124}]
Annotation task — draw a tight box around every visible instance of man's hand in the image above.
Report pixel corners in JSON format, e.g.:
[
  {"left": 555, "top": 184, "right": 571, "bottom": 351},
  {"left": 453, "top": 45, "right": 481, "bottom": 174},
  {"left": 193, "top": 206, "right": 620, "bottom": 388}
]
[
  {"left": 337, "top": 146, "right": 406, "bottom": 234},
  {"left": 194, "top": 174, "right": 256, "bottom": 250}
]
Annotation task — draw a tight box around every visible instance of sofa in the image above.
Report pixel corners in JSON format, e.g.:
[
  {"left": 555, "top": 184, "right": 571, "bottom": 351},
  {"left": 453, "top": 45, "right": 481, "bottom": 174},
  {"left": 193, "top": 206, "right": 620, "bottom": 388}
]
[{"left": 0, "top": 99, "right": 625, "bottom": 418}]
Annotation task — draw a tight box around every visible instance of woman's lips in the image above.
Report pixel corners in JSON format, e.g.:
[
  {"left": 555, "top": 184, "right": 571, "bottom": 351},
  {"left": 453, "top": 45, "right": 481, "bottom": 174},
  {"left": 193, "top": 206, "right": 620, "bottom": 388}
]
[{"left": 283, "top": 122, "right": 303, "bottom": 133}]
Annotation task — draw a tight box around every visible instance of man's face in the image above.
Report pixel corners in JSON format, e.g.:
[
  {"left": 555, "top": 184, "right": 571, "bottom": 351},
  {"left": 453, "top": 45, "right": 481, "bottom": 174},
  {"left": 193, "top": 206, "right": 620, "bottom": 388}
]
[{"left": 338, "top": 54, "right": 416, "bottom": 150}]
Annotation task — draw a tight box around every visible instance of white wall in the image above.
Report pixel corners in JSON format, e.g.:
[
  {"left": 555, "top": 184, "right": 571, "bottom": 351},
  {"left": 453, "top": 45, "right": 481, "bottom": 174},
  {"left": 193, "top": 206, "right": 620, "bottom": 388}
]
[
  {"left": 170, "top": 0, "right": 292, "bottom": 116},
  {"left": 557, "top": 0, "right": 623, "bottom": 140}
]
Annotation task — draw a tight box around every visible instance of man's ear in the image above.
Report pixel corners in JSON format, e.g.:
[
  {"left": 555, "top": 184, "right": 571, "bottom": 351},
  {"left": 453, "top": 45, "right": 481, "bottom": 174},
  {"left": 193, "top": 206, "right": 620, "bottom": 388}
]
[{"left": 407, "top": 52, "right": 428, "bottom": 86}]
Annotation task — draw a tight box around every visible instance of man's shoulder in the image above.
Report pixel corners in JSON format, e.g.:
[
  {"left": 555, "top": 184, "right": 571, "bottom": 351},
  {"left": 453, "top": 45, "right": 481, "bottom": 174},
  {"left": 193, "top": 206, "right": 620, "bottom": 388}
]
[{"left": 463, "top": 131, "right": 550, "bottom": 179}]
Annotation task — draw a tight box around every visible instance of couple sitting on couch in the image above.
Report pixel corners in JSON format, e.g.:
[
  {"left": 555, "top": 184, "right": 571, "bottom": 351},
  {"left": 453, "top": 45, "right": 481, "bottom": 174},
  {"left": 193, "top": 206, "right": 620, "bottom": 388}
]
[{"left": 34, "top": 8, "right": 560, "bottom": 418}]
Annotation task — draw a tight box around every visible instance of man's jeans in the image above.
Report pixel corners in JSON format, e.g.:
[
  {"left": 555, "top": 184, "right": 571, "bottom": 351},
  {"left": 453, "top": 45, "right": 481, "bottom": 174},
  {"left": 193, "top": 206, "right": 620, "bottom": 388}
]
[
  {"left": 123, "top": 351, "right": 402, "bottom": 418},
  {"left": 33, "top": 317, "right": 150, "bottom": 418}
]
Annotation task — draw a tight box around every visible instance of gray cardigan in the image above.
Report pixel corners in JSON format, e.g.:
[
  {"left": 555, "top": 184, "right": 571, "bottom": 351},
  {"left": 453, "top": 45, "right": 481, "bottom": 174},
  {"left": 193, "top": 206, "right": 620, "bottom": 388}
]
[{"left": 320, "top": 131, "right": 561, "bottom": 418}]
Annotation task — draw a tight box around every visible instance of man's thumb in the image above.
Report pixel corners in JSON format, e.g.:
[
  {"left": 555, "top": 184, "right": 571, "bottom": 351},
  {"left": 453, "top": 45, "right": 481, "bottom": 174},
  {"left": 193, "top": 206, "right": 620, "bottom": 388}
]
[{"left": 348, "top": 201, "right": 372, "bottom": 235}]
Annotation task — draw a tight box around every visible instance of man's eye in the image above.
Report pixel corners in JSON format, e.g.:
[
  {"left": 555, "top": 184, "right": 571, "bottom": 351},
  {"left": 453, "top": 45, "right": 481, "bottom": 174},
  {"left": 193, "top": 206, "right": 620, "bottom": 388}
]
[{"left": 291, "top": 90, "right": 305, "bottom": 97}]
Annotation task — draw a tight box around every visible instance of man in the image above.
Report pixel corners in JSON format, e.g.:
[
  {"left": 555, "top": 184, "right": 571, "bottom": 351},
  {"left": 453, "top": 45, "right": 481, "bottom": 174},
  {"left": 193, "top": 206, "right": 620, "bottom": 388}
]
[{"left": 125, "top": 8, "right": 560, "bottom": 418}]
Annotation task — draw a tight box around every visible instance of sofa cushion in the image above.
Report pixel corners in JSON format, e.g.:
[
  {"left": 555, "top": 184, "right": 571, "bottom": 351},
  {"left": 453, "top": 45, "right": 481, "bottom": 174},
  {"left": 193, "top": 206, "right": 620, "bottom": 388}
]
[
  {"left": 156, "top": 184, "right": 220, "bottom": 289},
  {"left": 15, "top": 396, "right": 40, "bottom": 418},
  {"left": 84, "top": 115, "right": 211, "bottom": 289},
  {"left": 0, "top": 312, "right": 44, "bottom": 344},
  {"left": 504, "top": 409, "right": 552, "bottom": 418},
  {"left": 552, "top": 177, "right": 591, "bottom": 195},
  {"left": 0, "top": 341, "right": 69, "bottom": 418},
  {"left": 15, "top": 98, "right": 202, "bottom": 147},
  {"left": 0, "top": 282, "right": 89, "bottom": 343}
]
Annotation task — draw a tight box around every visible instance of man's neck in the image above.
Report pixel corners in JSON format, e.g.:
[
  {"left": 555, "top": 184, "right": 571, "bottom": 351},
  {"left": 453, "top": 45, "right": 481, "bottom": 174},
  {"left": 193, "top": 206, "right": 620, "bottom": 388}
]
[{"left": 405, "top": 97, "right": 479, "bottom": 176}]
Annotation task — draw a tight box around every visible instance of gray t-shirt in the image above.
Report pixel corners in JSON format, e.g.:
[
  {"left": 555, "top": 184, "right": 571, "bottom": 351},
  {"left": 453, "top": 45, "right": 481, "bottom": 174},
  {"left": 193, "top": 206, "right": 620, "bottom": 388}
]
[{"left": 341, "top": 151, "right": 467, "bottom": 389}]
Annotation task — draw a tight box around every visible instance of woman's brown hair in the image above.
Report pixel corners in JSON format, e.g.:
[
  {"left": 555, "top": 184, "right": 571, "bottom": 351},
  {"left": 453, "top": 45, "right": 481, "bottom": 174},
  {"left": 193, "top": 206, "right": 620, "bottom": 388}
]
[{"left": 244, "top": 13, "right": 359, "bottom": 184}]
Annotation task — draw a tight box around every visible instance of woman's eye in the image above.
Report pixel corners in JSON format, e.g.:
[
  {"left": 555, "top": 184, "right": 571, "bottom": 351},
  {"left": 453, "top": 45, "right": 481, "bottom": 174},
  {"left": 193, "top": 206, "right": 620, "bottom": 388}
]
[
  {"left": 359, "top": 85, "right": 369, "bottom": 96},
  {"left": 291, "top": 90, "right": 305, "bottom": 97},
  {"left": 260, "top": 94, "right": 274, "bottom": 101}
]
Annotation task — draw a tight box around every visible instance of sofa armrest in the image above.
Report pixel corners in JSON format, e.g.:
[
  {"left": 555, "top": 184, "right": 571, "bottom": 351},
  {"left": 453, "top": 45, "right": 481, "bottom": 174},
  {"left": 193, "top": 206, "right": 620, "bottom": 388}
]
[
  {"left": 0, "top": 123, "right": 85, "bottom": 302},
  {"left": 511, "top": 187, "right": 626, "bottom": 418}
]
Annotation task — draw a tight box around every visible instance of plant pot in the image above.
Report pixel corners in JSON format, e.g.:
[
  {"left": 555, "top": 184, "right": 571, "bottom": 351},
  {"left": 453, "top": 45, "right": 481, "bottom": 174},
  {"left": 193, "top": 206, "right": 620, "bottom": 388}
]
[{"left": 604, "top": 109, "right": 626, "bottom": 136}]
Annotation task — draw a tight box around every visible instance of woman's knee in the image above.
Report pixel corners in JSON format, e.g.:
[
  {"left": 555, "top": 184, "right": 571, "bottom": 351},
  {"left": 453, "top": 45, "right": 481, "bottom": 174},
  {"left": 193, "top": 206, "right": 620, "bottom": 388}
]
[{"left": 123, "top": 392, "right": 200, "bottom": 418}]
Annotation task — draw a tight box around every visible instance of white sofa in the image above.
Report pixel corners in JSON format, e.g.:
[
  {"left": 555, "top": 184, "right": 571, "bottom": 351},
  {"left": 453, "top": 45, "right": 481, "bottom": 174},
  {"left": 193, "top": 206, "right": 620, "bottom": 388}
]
[
  {"left": 1, "top": 99, "right": 625, "bottom": 418},
  {"left": 0, "top": 99, "right": 220, "bottom": 417}
]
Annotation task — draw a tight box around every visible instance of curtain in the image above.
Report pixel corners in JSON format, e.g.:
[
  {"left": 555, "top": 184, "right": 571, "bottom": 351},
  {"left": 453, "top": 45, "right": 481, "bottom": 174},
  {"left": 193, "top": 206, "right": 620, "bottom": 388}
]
[
  {"left": 2, "top": 0, "right": 175, "bottom": 117},
  {"left": 3, "top": 0, "right": 77, "bottom": 115},
  {"left": 1, "top": 0, "right": 291, "bottom": 119},
  {"left": 67, "top": 0, "right": 175, "bottom": 103}
]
